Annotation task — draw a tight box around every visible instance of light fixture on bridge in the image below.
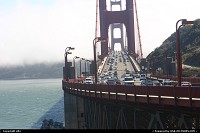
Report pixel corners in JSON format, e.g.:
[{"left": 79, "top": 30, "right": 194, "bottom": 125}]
[
  {"left": 66, "top": 52, "right": 72, "bottom": 54},
  {"left": 73, "top": 56, "right": 80, "bottom": 82},
  {"left": 176, "top": 19, "right": 194, "bottom": 86},
  {"left": 96, "top": 37, "right": 108, "bottom": 42},
  {"left": 64, "top": 47, "right": 75, "bottom": 81},
  {"left": 65, "top": 47, "right": 75, "bottom": 51},
  {"left": 181, "top": 19, "right": 195, "bottom": 25},
  {"left": 93, "top": 37, "right": 108, "bottom": 84},
  {"left": 80, "top": 58, "right": 85, "bottom": 79},
  {"left": 85, "top": 59, "right": 91, "bottom": 78}
]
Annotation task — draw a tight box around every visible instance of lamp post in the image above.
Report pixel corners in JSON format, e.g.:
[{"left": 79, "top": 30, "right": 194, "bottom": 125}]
[
  {"left": 176, "top": 19, "right": 194, "bottom": 86},
  {"left": 80, "top": 58, "right": 85, "bottom": 79},
  {"left": 166, "top": 57, "right": 172, "bottom": 78},
  {"left": 73, "top": 56, "right": 80, "bottom": 82},
  {"left": 64, "top": 47, "right": 75, "bottom": 81},
  {"left": 93, "top": 37, "right": 107, "bottom": 84},
  {"left": 85, "top": 59, "right": 91, "bottom": 78},
  {"left": 84, "top": 59, "right": 87, "bottom": 78}
]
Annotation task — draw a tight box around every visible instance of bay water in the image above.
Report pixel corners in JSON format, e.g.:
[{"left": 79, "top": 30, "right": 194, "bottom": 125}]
[{"left": 0, "top": 78, "right": 64, "bottom": 129}]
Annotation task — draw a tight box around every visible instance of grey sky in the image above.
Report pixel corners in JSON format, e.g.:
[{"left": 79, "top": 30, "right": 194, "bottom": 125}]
[{"left": 0, "top": 0, "right": 199, "bottom": 66}]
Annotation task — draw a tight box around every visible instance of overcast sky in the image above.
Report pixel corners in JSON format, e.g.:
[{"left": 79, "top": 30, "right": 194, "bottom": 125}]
[{"left": 0, "top": 0, "right": 199, "bottom": 66}]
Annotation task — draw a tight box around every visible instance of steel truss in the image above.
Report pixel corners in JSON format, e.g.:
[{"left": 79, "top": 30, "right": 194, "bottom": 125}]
[{"left": 83, "top": 98, "right": 200, "bottom": 129}]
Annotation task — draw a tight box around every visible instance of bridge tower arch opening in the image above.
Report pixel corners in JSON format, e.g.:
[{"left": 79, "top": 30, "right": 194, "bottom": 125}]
[
  {"left": 113, "top": 27, "right": 121, "bottom": 38},
  {"left": 99, "top": 0, "right": 136, "bottom": 59},
  {"left": 109, "top": 23, "right": 126, "bottom": 52},
  {"left": 113, "top": 43, "right": 122, "bottom": 51}
]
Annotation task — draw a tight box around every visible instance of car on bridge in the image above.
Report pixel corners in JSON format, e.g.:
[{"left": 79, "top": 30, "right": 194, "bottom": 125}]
[
  {"left": 105, "top": 78, "right": 116, "bottom": 85},
  {"left": 122, "top": 76, "right": 134, "bottom": 85},
  {"left": 140, "top": 79, "right": 153, "bottom": 86},
  {"left": 113, "top": 71, "right": 118, "bottom": 76},
  {"left": 83, "top": 77, "right": 94, "bottom": 84},
  {"left": 152, "top": 80, "right": 161, "bottom": 86},
  {"left": 162, "top": 79, "right": 177, "bottom": 86},
  {"left": 140, "top": 80, "right": 146, "bottom": 86},
  {"left": 140, "top": 74, "right": 146, "bottom": 80},
  {"left": 131, "top": 72, "right": 140, "bottom": 78},
  {"left": 181, "top": 81, "right": 192, "bottom": 87}
]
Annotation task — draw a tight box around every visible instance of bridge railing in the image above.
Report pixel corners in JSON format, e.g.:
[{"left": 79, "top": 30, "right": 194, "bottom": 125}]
[
  {"left": 97, "top": 56, "right": 108, "bottom": 76},
  {"left": 151, "top": 75, "right": 200, "bottom": 84},
  {"left": 128, "top": 54, "right": 141, "bottom": 72},
  {"left": 62, "top": 81, "right": 200, "bottom": 109}
]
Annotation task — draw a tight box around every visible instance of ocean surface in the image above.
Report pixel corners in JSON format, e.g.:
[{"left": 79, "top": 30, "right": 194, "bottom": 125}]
[{"left": 0, "top": 78, "right": 64, "bottom": 129}]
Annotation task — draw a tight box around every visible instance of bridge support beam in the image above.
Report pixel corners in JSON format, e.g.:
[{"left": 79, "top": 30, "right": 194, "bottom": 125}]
[
  {"left": 178, "top": 114, "right": 188, "bottom": 129},
  {"left": 116, "top": 108, "right": 128, "bottom": 129},
  {"left": 148, "top": 111, "right": 164, "bottom": 129}
]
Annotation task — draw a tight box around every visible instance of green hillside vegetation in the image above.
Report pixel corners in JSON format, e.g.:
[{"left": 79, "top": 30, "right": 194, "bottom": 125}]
[{"left": 147, "top": 19, "right": 200, "bottom": 77}]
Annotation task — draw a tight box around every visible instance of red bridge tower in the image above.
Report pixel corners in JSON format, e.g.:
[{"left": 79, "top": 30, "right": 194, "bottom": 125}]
[{"left": 99, "top": 0, "right": 136, "bottom": 58}]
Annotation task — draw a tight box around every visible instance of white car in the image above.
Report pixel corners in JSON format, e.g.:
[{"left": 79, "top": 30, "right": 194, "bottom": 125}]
[
  {"left": 181, "top": 81, "right": 192, "bottom": 87},
  {"left": 84, "top": 77, "right": 94, "bottom": 84}
]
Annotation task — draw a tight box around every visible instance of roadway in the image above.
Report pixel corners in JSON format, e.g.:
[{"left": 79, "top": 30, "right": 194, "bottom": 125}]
[{"left": 99, "top": 50, "right": 141, "bottom": 85}]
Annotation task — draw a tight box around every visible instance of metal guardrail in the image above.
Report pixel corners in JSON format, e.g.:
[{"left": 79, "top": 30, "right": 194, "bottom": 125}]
[{"left": 128, "top": 55, "right": 141, "bottom": 72}]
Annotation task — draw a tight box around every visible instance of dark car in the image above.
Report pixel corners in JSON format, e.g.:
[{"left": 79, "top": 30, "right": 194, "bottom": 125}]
[
  {"left": 146, "top": 80, "right": 153, "bottom": 86},
  {"left": 114, "top": 71, "right": 118, "bottom": 76},
  {"left": 132, "top": 72, "right": 140, "bottom": 78},
  {"left": 141, "top": 79, "right": 153, "bottom": 86},
  {"left": 106, "top": 78, "right": 116, "bottom": 85}
]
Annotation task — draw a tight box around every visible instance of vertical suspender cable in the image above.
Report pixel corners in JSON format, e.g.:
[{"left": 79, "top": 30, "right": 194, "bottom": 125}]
[
  {"left": 95, "top": 0, "right": 99, "bottom": 39},
  {"left": 134, "top": 0, "right": 143, "bottom": 59}
]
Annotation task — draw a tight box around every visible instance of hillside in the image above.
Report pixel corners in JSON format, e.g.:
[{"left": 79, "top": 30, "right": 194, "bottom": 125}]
[{"left": 147, "top": 19, "right": 200, "bottom": 77}]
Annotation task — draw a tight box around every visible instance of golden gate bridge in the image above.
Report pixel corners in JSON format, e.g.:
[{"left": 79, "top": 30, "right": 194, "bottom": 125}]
[{"left": 62, "top": 0, "right": 200, "bottom": 129}]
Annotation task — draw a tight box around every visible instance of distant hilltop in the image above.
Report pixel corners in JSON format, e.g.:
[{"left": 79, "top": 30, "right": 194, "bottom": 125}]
[{"left": 0, "top": 62, "right": 64, "bottom": 80}]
